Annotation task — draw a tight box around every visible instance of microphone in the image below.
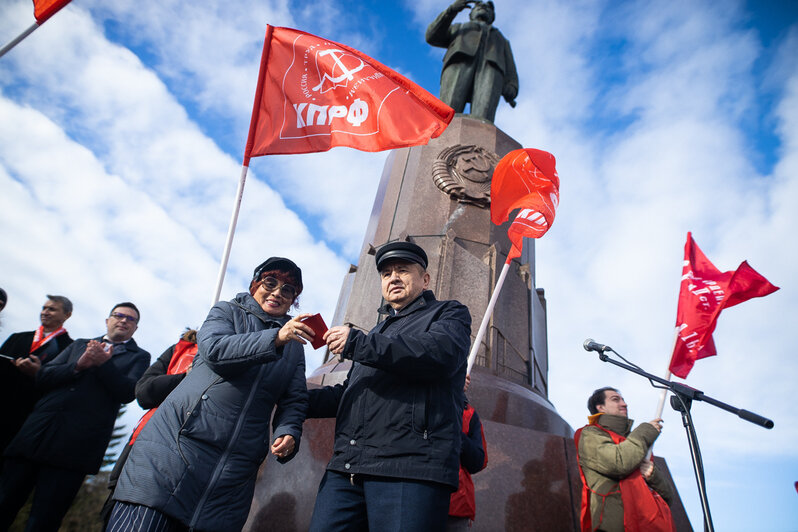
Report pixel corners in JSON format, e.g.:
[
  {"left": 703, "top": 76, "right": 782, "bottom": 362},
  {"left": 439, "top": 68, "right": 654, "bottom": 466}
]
[{"left": 583, "top": 339, "right": 611, "bottom": 353}]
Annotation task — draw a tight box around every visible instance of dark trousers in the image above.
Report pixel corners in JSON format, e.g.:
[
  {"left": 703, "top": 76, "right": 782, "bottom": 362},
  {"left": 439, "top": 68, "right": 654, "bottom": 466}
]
[
  {"left": 309, "top": 470, "right": 451, "bottom": 532},
  {"left": 0, "top": 457, "right": 85, "bottom": 532}
]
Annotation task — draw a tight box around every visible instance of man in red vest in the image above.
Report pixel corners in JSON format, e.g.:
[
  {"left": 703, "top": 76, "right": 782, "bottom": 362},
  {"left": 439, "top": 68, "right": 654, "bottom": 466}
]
[{"left": 574, "top": 387, "right": 675, "bottom": 532}]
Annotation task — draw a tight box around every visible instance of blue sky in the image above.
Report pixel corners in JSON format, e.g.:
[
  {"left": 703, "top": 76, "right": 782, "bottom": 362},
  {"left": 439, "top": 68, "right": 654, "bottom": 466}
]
[{"left": 1, "top": 0, "right": 797, "bottom": 530}]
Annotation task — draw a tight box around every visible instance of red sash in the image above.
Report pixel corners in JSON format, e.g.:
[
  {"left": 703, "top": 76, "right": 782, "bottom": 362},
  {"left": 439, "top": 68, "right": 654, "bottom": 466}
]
[
  {"left": 29, "top": 326, "right": 66, "bottom": 356},
  {"left": 574, "top": 423, "right": 675, "bottom": 532},
  {"left": 129, "top": 340, "right": 198, "bottom": 445}
]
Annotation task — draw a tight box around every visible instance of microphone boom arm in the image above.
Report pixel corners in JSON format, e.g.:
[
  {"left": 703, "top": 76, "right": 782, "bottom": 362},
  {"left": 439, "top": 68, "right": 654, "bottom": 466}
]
[{"left": 594, "top": 352, "right": 773, "bottom": 429}]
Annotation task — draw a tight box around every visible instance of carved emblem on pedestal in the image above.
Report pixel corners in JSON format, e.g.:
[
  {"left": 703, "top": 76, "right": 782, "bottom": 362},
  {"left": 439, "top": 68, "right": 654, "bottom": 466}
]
[{"left": 432, "top": 145, "right": 500, "bottom": 208}]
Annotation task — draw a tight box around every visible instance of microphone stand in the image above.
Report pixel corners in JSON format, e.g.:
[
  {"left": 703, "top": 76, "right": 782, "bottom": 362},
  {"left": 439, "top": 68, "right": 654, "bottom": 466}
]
[{"left": 592, "top": 348, "right": 774, "bottom": 532}]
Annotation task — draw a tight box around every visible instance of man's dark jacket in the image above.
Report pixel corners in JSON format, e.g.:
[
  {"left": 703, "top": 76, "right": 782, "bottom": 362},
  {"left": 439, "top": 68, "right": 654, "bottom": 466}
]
[
  {"left": 307, "top": 290, "right": 471, "bottom": 489},
  {"left": 0, "top": 330, "right": 73, "bottom": 454},
  {"left": 112, "top": 293, "right": 308, "bottom": 532},
  {"left": 4, "top": 336, "right": 149, "bottom": 474}
]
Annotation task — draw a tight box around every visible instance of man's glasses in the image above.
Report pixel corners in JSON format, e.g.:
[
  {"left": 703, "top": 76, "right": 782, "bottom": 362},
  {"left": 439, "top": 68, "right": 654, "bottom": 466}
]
[
  {"left": 110, "top": 312, "right": 138, "bottom": 323},
  {"left": 260, "top": 276, "right": 298, "bottom": 300}
]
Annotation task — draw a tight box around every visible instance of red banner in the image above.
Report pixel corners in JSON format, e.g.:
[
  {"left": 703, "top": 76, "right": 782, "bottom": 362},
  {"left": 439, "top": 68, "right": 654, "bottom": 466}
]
[
  {"left": 669, "top": 232, "right": 779, "bottom": 378},
  {"left": 33, "top": 0, "right": 70, "bottom": 24},
  {"left": 490, "top": 148, "right": 559, "bottom": 260},
  {"left": 244, "top": 26, "right": 453, "bottom": 160}
]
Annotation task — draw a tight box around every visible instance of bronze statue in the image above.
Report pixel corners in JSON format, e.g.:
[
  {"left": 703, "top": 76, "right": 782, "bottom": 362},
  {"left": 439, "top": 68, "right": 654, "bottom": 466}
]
[{"left": 426, "top": 0, "right": 518, "bottom": 123}]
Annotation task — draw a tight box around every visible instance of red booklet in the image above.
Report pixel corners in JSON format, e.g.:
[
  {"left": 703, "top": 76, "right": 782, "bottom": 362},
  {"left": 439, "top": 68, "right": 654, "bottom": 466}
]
[{"left": 300, "top": 313, "right": 328, "bottom": 350}]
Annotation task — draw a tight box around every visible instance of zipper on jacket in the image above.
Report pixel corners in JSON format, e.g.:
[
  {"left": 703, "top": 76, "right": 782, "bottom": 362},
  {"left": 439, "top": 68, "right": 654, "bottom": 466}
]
[{"left": 189, "top": 364, "right": 266, "bottom": 528}]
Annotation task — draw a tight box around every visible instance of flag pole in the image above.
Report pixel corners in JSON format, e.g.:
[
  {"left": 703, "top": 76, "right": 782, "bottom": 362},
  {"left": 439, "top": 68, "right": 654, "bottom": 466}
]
[
  {"left": 467, "top": 258, "right": 511, "bottom": 374},
  {"left": 210, "top": 26, "right": 273, "bottom": 304},
  {"left": 654, "top": 329, "right": 680, "bottom": 418},
  {"left": 646, "top": 370, "right": 672, "bottom": 460},
  {"left": 0, "top": 22, "right": 39, "bottom": 59},
  {"left": 646, "top": 329, "right": 679, "bottom": 460},
  {"left": 212, "top": 164, "right": 249, "bottom": 304},
  {"left": 654, "top": 374, "right": 671, "bottom": 418},
  {"left": 1, "top": 0, "right": 73, "bottom": 60}
]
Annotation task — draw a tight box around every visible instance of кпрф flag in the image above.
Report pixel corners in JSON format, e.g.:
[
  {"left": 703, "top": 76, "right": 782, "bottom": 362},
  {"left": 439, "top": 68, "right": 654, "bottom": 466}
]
[
  {"left": 490, "top": 148, "right": 559, "bottom": 261},
  {"left": 669, "top": 232, "right": 779, "bottom": 378},
  {"left": 211, "top": 25, "right": 454, "bottom": 303},
  {"left": 244, "top": 25, "right": 454, "bottom": 160}
]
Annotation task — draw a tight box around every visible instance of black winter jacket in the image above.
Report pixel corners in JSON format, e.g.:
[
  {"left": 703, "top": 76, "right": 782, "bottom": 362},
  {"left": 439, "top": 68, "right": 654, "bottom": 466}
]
[
  {"left": 307, "top": 290, "right": 471, "bottom": 488},
  {"left": 5, "top": 336, "right": 149, "bottom": 474},
  {"left": 112, "top": 293, "right": 308, "bottom": 531},
  {"left": 0, "top": 330, "right": 73, "bottom": 454}
]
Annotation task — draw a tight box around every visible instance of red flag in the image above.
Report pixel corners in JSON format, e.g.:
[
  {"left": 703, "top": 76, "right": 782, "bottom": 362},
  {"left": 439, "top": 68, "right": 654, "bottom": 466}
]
[
  {"left": 32, "top": 0, "right": 70, "bottom": 24},
  {"left": 669, "top": 232, "right": 779, "bottom": 378},
  {"left": 244, "top": 26, "right": 454, "bottom": 160},
  {"left": 490, "top": 148, "right": 559, "bottom": 260}
]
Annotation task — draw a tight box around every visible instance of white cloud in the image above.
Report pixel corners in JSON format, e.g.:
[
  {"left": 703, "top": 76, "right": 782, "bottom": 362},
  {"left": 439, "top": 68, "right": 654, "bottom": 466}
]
[
  {"left": 0, "top": 94, "right": 218, "bottom": 344},
  {"left": 82, "top": 0, "right": 293, "bottom": 122}
]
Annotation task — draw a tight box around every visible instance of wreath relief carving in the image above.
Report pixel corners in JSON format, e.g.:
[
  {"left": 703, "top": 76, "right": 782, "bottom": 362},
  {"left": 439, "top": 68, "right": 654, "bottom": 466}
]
[{"left": 432, "top": 144, "right": 500, "bottom": 208}]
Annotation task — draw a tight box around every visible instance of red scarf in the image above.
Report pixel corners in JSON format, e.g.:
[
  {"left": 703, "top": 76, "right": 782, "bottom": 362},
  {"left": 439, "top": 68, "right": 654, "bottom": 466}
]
[
  {"left": 29, "top": 325, "right": 66, "bottom": 356},
  {"left": 574, "top": 420, "right": 675, "bottom": 532}
]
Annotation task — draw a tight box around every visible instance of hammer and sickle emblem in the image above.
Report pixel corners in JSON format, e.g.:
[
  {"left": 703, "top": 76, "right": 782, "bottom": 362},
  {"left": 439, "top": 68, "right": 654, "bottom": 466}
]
[
  {"left": 312, "top": 49, "right": 366, "bottom": 93},
  {"left": 454, "top": 153, "right": 492, "bottom": 183}
]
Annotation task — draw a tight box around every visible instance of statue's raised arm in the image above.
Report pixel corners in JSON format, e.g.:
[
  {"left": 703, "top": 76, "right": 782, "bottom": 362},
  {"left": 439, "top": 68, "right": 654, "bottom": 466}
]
[{"left": 426, "top": 0, "right": 518, "bottom": 123}]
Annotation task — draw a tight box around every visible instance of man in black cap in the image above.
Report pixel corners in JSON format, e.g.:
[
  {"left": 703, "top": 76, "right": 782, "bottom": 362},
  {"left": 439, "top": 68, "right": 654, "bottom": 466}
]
[{"left": 307, "top": 241, "right": 472, "bottom": 532}]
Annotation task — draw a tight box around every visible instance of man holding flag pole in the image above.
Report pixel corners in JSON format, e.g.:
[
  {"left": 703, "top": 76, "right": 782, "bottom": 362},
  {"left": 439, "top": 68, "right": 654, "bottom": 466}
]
[
  {"left": 583, "top": 231, "right": 778, "bottom": 532},
  {"left": 574, "top": 386, "right": 674, "bottom": 532}
]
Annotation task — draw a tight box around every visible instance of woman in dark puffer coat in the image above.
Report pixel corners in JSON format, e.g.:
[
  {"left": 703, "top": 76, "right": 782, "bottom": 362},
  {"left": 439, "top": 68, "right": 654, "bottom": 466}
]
[{"left": 108, "top": 257, "right": 313, "bottom": 532}]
